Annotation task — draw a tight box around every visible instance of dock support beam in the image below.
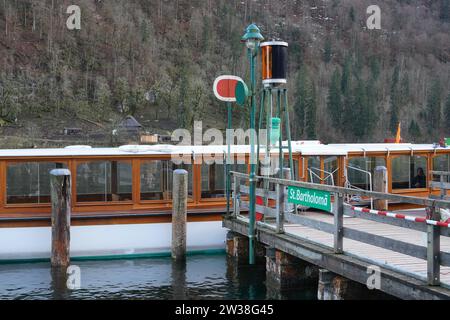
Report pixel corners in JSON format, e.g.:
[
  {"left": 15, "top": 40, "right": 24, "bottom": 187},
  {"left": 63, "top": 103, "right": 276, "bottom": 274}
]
[
  {"left": 226, "top": 231, "right": 265, "bottom": 264},
  {"left": 374, "top": 166, "right": 388, "bottom": 210},
  {"left": 317, "top": 269, "right": 392, "bottom": 300},
  {"left": 50, "top": 169, "right": 72, "bottom": 268},
  {"left": 172, "top": 169, "right": 188, "bottom": 261},
  {"left": 266, "top": 249, "right": 318, "bottom": 298}
]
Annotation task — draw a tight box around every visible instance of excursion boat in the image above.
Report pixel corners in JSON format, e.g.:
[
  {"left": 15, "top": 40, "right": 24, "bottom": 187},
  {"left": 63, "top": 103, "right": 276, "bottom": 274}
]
[{"left": 0, "top": 141, "right": 449, "bottom": 262}]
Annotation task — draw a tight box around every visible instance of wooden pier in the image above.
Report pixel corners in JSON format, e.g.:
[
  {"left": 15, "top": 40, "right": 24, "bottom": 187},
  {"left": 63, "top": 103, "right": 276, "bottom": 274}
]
[{"left": 223, "top": 171, "right": 450, "bottom": 300}]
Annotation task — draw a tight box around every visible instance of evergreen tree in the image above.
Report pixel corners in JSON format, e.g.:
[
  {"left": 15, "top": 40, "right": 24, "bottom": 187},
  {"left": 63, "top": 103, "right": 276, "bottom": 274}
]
[
  {"left": 369, "top": 57, "right": 380, "bottom": 80},
  {"left": 351, "top": 79, "right": 368, "bottom": 138},
  {"left": 440, "top": 0, "right": 450, "bottom": 22},
  {"left": 426, "top": 78, "right": 442, "bottom": 133},
  {"left": 341, "top": 56, "right": 354, "bottom": 132},
  {"left": 349, "top": 7, "right": 355, "bottom": 23},
  {"left": 400, "top": 73, "right": 410, "bottom": 105},
  {"left": 341, "top": 56, "right": 352, "bottom": 96},
  {"left": 444, "top": 91, "right": 450, "bottom": 131},
  {"left": 365, "top": 77, "right": 378, "bottom": 134},
  {"left": 294, "top": 65, "right": 317, "bottom": 139},
  {"left": 389, "top": 65, "right": 400, "bottom": 134},
  {"left": 323, "top": 38, "right": 332, "bottom": 63},
  {"left": 408, "top": 119, "right": 421, "bottom": 140},
  {"left": 294, "top": 65, "right": 308, "bottom": 137},
  {"left": 305, "top": 82, "right": 317, "bottom": 139},
  {"left": 327, "top": 69, "right": 342, "bottom": 126}
]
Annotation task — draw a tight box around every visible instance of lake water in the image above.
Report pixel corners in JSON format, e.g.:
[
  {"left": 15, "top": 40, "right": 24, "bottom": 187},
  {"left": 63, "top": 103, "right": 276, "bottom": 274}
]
[{"left": 0, "top": 254, "right": 317, "bottom": 300}]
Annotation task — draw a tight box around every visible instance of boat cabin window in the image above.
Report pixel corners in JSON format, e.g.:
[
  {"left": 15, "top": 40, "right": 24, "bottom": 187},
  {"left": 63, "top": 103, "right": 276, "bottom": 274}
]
[
  {"left": 391, "top": 155, "right": 427, "bottom": 189},
  {"left": 433, "top": 155, "right": 450, "bottom": 183},
  {"left": 140, "top": 160, "right": 193, "bottom": 200},
  {"left": 347, "top": 157, "right": 386, "bottom": 190},
  {"left": 201, "top": 163, "right": 247, "bottom": 199},
  {"left": 6, "top": 162, "right": 66, "bottom": 204},
  {"left": 76, "top": 160, "right": 132, "bottom": 202}
]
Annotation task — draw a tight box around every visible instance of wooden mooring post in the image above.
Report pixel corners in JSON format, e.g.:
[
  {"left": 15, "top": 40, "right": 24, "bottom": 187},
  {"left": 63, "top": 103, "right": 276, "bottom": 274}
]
[
  {"left": 172, "top": 169, "right": 188, "bottom": 260},
  {"left": 373, "top": 166, "right": 388, "bottom": 210},
  {"left": 50, "top": 169, "right": 72, "bottom": 268}
]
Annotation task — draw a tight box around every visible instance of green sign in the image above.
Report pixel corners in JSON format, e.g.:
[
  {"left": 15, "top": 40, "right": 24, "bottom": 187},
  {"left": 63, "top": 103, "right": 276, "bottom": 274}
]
[{"left": 288, "top": 186, "right": 331, "bottom": 212}]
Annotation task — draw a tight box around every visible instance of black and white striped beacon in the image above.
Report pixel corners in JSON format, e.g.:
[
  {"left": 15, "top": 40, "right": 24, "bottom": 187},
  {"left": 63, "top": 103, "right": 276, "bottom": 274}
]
[{"left": 260, "top": 40, "right": 288, "bottom": 87}]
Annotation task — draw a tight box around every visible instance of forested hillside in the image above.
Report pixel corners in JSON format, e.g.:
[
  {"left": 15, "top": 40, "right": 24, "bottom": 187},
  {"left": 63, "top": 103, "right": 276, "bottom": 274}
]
[{"left": 0, "top": 0, "right": 449, "bottom": 147}]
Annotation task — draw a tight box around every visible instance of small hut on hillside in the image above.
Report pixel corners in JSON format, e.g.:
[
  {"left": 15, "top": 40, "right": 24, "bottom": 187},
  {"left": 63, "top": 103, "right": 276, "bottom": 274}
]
[{"left": 118, "top": 115, "right": 143, "bottom": 135}]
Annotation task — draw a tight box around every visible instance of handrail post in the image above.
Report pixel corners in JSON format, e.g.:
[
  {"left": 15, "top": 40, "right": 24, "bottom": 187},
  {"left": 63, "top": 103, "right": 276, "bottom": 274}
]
[
  {"left": 334, "top": 193, "right": 344, "bottom": 254},
  {"left": 440, "top": 174, "right": 446, "bottom": 199},
  {"left": 427, "top": 206, "right": 440, "bottom": 285},
  {"left": 233, "top": 174, "right": 240, "bottom": 218},
  {"left": 276, "top": 182, "right": 285, "bottom": 234},
  {"left": 282, "top": 168, "right": 293, "bottom": 213}
]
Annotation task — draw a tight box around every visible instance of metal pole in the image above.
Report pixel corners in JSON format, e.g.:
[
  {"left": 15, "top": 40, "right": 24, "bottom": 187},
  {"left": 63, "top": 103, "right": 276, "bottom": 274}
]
[
  {"left": 226, "top": 102, "right": 232, "bottom": 216},
  {"left": 283, "top": 89, "right": 294, "bottom": 175},
  {"left": 277, "top": 89, "right": 283, "bottom": 179},
  {"left": 256, "top": 89, "right": 265, "bottom": 176},
  {"left": 248, "top": 48, "right": 257, "bottom": 265}
]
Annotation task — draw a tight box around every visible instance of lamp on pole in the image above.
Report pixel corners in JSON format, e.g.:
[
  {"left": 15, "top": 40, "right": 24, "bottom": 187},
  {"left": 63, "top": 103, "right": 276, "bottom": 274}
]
[{"left": 242, "top": 23, "right": 263, "bottom": 265}]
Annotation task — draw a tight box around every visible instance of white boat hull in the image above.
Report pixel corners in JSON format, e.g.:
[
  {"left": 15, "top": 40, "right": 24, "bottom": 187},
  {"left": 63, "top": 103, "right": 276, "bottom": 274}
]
[{"left": 0, "top": 221, "right": 227, "bottom": 262}]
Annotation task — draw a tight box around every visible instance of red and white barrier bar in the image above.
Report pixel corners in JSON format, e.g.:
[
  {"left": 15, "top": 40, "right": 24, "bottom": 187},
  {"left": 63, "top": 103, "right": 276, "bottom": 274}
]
[{"left": 350, "top": 206, "right": 450, "bottom": 228}]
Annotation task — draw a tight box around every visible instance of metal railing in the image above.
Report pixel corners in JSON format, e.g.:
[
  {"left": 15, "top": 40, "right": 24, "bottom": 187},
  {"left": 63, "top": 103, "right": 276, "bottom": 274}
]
[
  {"left": 308, "top": 167, "right": 336, "bottom": 186},
  {"left": 230, "top": 171, "right": 450, "bottom": 287},
  {"left": 344, "top": 165, "right": 374, "bottom": 209}
]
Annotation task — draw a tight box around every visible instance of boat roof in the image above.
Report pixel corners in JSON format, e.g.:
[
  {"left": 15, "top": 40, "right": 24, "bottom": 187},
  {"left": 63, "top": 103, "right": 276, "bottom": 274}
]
[{"left": 0, "top": 141, "right": 447, "bottom": 158}]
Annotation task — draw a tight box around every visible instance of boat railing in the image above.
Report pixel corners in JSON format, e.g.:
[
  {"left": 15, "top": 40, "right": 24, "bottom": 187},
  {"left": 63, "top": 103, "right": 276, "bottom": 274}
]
[
  {"left": 344, "top": 165, "right": 373, "bottom": 209},
  {"left": 230, "top": 170, "right": 450, "bottom": 287},
  {"left": 308, "top": 167, "right": 336, "bottom": 186}
]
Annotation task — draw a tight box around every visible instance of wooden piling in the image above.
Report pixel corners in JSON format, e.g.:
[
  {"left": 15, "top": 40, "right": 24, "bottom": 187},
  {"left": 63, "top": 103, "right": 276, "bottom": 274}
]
[
  {"left": 50, "top": 169, "right": 72, "bottom": 268},
  {"left": 172, "top": 169, "right": 188, "bottom": 260},
  {"left": 373, "top": 166, "right": 388, "bottom": 210}
]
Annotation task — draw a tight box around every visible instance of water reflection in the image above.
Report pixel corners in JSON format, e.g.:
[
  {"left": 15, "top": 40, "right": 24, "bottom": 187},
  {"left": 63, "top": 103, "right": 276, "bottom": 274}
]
[{"left": 0, "top": 254, "right": 316, "bottom": 300}]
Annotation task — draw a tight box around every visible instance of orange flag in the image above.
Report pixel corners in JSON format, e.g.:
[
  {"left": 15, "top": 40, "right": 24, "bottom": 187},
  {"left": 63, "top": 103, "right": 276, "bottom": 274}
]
[{"left": 395, "top": 122, "right": 401, "bottom": 143}]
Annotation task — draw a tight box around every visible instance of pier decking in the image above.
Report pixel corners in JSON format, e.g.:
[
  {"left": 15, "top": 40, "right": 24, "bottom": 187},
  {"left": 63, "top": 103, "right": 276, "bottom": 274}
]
[{"left": 224, "top": 172, "right": 450, "bottom": 300}]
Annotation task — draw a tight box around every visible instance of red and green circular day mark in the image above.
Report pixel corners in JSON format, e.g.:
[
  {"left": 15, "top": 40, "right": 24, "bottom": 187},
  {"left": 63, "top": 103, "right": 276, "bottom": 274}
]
[{"left": 213, "top": 75, "right": 244, "bottom": 103}]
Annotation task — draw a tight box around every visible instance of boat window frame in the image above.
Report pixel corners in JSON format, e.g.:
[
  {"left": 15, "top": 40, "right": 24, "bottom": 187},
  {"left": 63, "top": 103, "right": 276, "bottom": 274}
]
[
  {"left": 431, "top": 152, "right": 450, "bottom": 190},
  {"left": 137, "top": 157, "right": 195, "bottom": 205},
  {"left": 199, "top": 153, "right": 248, "bottom": 202},
  {"left": 73, "top": 158, "right": 135, "bottom": 207},
  {"left": 345, "top": 155, "right": 387, "bottom": 191},
  {"left": 3, "top": 159, "right": 70, "bottom": 208},
  {"left": 390, "top": 153, "right": 429, "bottom": 194}
]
